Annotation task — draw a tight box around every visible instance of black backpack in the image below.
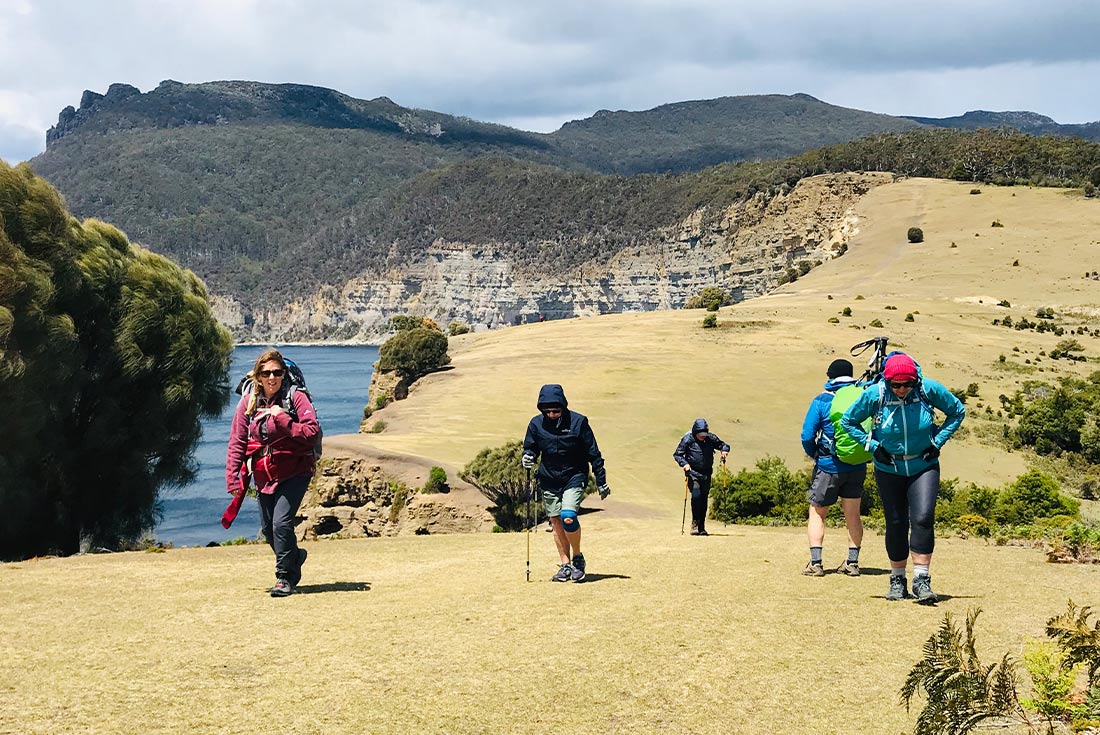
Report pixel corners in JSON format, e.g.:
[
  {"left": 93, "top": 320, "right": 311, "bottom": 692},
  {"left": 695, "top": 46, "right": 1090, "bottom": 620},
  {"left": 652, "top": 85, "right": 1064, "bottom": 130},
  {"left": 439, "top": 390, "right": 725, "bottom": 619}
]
[{"left": 235, "top": 358, "right": 323, "bottom": 460}]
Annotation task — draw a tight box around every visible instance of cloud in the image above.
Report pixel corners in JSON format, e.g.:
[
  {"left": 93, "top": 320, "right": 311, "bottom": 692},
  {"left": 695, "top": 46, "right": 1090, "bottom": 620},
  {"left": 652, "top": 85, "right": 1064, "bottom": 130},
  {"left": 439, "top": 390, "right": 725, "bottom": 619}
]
[{"left": 2, "top": 0, "right": 1099, "bottom": 162}]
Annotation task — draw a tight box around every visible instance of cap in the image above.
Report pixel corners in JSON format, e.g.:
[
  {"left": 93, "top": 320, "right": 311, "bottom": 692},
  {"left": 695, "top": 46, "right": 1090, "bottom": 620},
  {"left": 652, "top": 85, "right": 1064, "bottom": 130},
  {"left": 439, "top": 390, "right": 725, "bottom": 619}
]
[{"left": 826, "top": 359, "right": 854, "bottom": 379}]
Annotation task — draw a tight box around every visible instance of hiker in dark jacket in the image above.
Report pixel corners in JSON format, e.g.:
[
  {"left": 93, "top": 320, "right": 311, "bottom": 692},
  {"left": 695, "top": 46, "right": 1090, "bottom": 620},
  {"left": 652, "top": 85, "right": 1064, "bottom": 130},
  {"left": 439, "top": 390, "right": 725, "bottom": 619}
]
[
  {"left": 225, "top": 349, "right": 320, "bottom": 597},
  {"left": 799, "top": 358, "right": 866, "bottom": 577},
  {"left": 673, "top": 418, "right": 729, "bottom": 536},
  {"left": 522, "top": 384, "right": 610, "bottom": 583},
  {"left": 841, "top": 353, "right": 965, "bottom": 605}
]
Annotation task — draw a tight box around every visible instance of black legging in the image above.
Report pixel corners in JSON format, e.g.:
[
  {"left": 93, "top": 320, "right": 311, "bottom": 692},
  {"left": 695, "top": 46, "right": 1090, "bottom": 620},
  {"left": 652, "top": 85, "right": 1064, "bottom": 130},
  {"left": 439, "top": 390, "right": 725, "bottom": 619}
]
[
  {"left": 689, "top": 476, "right": 711, "bottom": 528},
  {"left": 876, "top": 466, "right": 939, "bottom": 561}
]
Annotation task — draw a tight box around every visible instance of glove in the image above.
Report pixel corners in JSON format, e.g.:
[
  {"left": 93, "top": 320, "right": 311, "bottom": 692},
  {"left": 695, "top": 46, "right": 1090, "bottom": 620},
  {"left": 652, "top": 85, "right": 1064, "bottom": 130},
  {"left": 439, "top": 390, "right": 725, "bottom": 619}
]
[
  {"left": 597, "top": 484, "right": 611, "bottom": 500},
  {"left": 921, "top": 445, "right": 940, "bottom": 462},
  {"left": 521, "top": 452, "right": 536, "bottom": 469},
  {"left": 873, "top": 445, "right": 895, "bottom": 465}
]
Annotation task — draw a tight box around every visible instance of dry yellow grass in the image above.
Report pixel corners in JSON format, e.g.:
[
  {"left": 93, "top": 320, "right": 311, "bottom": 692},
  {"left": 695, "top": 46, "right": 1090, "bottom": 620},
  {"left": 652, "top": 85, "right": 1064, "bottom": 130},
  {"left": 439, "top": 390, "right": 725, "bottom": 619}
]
[{"left": 4, "top": 178, "right": 1100, "bottom": 735}]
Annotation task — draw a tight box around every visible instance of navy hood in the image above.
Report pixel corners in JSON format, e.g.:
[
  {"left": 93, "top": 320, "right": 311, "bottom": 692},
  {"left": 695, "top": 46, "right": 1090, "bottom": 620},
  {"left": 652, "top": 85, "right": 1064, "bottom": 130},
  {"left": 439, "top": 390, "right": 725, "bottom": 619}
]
[
  {"left": 537, "top": 384, "right": 568, "bottom": 409},
  {"left": 691, "top": 418, "right": 709, "bottom": 434}
]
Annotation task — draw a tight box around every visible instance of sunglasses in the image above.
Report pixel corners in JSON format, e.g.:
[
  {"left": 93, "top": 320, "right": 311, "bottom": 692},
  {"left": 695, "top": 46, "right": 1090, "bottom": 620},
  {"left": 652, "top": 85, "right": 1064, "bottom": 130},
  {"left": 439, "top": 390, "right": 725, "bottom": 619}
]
[
  {"left": 888, "top": 380, "right": 916, "bottom": 389},
  {"left": 258, "top": 369, "right": 285, "bottom": 378}
]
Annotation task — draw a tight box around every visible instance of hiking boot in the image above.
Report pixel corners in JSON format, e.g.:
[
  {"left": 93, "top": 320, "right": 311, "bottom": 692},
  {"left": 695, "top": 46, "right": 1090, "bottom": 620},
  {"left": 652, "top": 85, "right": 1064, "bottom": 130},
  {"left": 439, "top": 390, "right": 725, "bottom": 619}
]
[
  {"left": 690, "top": 521, "right": 700, "bottom": 536},
  {"left": 802, "top": 561, "right": 825, "bottom": 577},
  {"left": 551, "top": 563, "right": 574, "bottom": 582},
  {"left": 836, "top": 560, "right": 860, "bottom": 577},
  {"left": 288, "top": 548, "right": 307, "bottom": 588},
  {"left": 886, "top": 575, "right": 908, "bottom": 601},
  {"left": 270, "top": 578, "right": 293, "bottom": 597},
  {"left": 912, "top": 575, "right": 939, "bottom": 605},
  {"left": 570, "top": 554, "right": 586, "bottom": 582},
  {"left": 697, "top": 526, "right": 709, "bottom": 536}
]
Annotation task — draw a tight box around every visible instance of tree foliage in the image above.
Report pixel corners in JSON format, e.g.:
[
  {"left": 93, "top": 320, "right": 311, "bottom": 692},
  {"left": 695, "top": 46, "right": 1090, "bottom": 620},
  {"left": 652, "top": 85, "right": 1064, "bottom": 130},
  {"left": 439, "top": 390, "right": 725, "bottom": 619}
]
[
  {"left": 460, "top": 441, "right": 529, "bottom": 530},
  {"left": 0, "top": 162, "right": 233, "bottom": 559},
  {"left": 376, "top": 327, "right": 450, "bottom": 379},
  {"left": 684, "top": 286, "right": 732, "bottom": 310}
]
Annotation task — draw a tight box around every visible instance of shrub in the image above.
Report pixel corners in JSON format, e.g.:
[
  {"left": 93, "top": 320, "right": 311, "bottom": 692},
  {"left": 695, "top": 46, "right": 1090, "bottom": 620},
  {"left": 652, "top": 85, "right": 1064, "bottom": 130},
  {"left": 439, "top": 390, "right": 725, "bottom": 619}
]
[
  {"left": 997, "top": 299, "right": 1011, "bottom": 307},
  {"left": 448, "top": 320, "right": 470, "bottom": 336},
  {"left": 370, "top": 419, "right": 386, "bottom": 433},
  {"left": 461, "top": 441, "right": 529, "bottom": 531},
  {"left": 392, "top": 315, "right": 443, "bottom": 332},
  {"left": 992, "top": 220, "right": 1004, "bottom": 228},
  {"left": 685, "top": 286, "right": 732, "bottom": 311},
  {"left": 389, "top": 481, "right": 409, "bottom": 524},
  {"left": 841, "top": 306, "right": 852, "bottom": 317},
  {"left": 378, "top": 327, "right": 450, "bottom": 379},
  {"left": 970, "top": 188, "right": 982, "bottom": 194},
  {"left": 424, "top": 466, "right": 448, "bottom": 494},
  {"left": 993, "top": 469, "right": 1080, "bottom": 525},
  {"left": 827, "top": 316, "right": 840, "bottom": 324},
  {"left": 905, "top": 312, "right": 915, "bottom": 322},
  {"left": 869, "top": 319, "right": 884, "bottom": 328},
  {"left": 966, "top": 383, "right": 980, "bottom": 398},
  {"left": 702, "top": 313, "right": 717, "bottom": 328},
  {"left": 709, "top": 456, "right": 809, "bottom": 524},
  {"left": 374, "top": 393, "right": 391, "bottom": 409},
  {"left": 907, "top": 227, "right": 924, "bottom": 243}
]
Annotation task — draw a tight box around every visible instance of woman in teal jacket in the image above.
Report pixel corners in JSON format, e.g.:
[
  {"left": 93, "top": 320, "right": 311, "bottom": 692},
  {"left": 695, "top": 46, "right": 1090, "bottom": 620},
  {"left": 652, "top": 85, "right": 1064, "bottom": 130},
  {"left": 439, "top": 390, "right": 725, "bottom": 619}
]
[{"left": 840, "top": 353, "right": 965, "bottom": 604}]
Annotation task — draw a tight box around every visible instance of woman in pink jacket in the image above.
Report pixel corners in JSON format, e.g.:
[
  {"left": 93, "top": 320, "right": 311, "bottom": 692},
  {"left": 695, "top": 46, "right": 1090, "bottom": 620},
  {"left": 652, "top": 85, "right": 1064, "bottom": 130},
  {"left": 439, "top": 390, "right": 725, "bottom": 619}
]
[{"left": 225, "top": 349, "right": 320, "bottom": 597}]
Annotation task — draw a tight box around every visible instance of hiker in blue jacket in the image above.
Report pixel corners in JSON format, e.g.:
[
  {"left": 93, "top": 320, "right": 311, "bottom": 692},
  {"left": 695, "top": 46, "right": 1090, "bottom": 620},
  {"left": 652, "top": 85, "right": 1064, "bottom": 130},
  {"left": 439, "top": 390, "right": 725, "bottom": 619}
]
[
  {"left": 522, "top": 384, "right": 610, "bottom": 583},
  {"left": 673, "top": 418, "right": 729, "bottom": 536},
  {"left": 799, "top": 359, "right": 867, "bottom": 577},
  {"left": 841, "top": 353, "right": 966, "bottom": 604}
]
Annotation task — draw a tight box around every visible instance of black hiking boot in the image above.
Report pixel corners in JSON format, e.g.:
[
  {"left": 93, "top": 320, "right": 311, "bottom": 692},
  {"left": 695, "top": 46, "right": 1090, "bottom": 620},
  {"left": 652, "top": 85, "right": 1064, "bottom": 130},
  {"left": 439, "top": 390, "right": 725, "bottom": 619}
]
[
  {"left": 697, "top": 525, "right": 709, "bottom": 536},
  {"left": 551, "top": 563, "right": 574, "bottom": 582},
  {"left": 570, "top": 554, "right": 586, "bottom": 582},
  {"left": 912, "top": 575, "right": 939, "bottom": 605},
  {"left": 270, "top": 578, "right": 293, "bottom": 597},
  {"left": 836, "top": 560, "right": 860, "bottom": 577},
  {"left": 886, "top": 575, "right": 908, "bottom": 601}
]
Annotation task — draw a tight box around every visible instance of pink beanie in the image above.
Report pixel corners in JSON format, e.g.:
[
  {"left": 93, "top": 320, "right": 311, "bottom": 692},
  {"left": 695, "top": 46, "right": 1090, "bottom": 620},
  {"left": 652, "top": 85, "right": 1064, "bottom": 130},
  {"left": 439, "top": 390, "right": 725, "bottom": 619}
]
[{"left": 883, "top": 354, "right": 918, "bottom": 382}]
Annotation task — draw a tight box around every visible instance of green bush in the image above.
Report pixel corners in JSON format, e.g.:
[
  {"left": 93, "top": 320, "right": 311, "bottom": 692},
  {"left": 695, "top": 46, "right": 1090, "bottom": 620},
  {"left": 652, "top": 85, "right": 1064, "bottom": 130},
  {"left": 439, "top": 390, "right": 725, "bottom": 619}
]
[
  {"left": 702, "top": 313, "right": 718, "bottom": 328},
  {"left": 685, "top": 286, "right": 732, "bottom": 311},
  {"left": 841, "top": 306, "right": 852, "bottom": 317},
  {"left": 377, "top": 327, "right": 450, "bottom": 379},
  {"left": 424, "top": 466, "right": 448, "bottom": 494},
  {"left": 448, "top": 320, "right": 470, "bottom": 336},
  {"left": 907, "top": 227, "right": 924, "bottom": 243},
  {"left": 869, "top": 319, "right": 884, "bottom": 328},
  {"left": 905, "top": 312, "right": 915, "bottom": 322},
  {"left": 993, "top": 470, "right": 1080, "bottom": 525},
  {"left": 460, "top": 441, "right": 529, "bottom": 531},
  {"left": 710, "top": 456, "right": 809, "bottom": 524},
  {"left": 389, "top": 481, "right": 409, "bottom": 524}
]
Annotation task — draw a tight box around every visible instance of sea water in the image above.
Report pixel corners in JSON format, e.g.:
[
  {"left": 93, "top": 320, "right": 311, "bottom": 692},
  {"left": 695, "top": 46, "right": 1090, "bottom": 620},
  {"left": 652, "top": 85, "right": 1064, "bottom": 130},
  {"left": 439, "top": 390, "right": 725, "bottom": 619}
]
[{"left": 153, "top": 345, "right": 379, "bottom": 546}]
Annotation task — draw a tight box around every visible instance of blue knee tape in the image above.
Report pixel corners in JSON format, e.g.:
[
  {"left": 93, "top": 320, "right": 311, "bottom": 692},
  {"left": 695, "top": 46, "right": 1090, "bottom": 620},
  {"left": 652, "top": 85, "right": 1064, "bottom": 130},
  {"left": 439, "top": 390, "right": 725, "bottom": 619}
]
[{"left": 560, "top": 508, "right": 579, "bottom": 531}]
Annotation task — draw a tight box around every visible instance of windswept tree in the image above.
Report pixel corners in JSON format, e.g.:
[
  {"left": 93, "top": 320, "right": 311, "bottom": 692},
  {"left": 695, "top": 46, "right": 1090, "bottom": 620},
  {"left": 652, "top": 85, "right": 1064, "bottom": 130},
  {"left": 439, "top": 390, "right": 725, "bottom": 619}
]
[{"left": 0, "top": 162, "right": 232, "bottom": 559}]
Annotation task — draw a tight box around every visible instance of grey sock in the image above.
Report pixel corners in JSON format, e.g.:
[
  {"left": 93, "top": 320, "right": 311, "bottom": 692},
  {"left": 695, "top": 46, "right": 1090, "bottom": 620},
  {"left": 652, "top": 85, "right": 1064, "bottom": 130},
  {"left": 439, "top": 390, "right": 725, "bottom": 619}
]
[
  {"left": 810, "top": 546, "right": 823, "bottom": 564},
  {"left": 848, "top": 547, "right": 860, "bottom": 563},
  {"left": 890, "top": 567, "right": 906, "bottom": 578}
]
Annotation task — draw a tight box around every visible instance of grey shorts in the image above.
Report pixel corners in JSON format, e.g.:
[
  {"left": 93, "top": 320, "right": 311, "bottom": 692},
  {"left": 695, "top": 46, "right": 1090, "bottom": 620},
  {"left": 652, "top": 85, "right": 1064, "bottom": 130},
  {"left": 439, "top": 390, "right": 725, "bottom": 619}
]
[
  {"left": 808, "top": 466, "right": 866, "bottom": 507},
  {"left": 542, "top": 484, "right": 585, "bottom": 517}
]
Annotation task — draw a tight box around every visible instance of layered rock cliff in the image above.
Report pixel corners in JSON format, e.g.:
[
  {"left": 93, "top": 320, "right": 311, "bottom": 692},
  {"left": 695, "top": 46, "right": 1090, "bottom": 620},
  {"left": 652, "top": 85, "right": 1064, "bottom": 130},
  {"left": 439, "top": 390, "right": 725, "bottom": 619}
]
[{"left": 214, "top": 172, "right": 890, "bottom": 343}]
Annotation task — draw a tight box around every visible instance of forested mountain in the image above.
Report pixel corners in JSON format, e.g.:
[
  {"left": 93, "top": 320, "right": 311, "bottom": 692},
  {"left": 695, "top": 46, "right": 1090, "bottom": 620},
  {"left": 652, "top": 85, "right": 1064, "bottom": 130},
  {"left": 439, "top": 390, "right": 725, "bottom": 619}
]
[
  {"left": 904, "top": 110, "right": 1100, "bottom": 142},
  {"left": 24, "top": 80, "right": 1100, "bottom": 340}
]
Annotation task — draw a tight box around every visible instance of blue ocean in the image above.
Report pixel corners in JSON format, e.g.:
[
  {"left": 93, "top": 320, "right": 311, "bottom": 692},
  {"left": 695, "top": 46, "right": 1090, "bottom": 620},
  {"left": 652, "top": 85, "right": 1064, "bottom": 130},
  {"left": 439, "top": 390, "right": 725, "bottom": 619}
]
[{"left": 154, "top": 345, "right": 379, "bottom": 546}]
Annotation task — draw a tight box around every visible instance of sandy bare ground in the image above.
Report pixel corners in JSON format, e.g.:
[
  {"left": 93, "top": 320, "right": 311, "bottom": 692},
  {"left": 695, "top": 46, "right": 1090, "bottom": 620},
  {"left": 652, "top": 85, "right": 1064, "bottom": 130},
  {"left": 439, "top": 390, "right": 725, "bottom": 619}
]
[{"left": 4, "top": 178, "right": 1100, "bottom": 735}]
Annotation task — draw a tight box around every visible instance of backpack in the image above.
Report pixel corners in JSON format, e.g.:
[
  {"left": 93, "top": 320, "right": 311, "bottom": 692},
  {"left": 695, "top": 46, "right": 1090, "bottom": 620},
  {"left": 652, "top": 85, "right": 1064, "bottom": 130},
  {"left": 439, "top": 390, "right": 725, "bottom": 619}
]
[
  {"left": 829, "top": 384, "right": 873, "bottom": 465},
  {"left": 235, "top": 358, "right": 323, "bottom": 461}
]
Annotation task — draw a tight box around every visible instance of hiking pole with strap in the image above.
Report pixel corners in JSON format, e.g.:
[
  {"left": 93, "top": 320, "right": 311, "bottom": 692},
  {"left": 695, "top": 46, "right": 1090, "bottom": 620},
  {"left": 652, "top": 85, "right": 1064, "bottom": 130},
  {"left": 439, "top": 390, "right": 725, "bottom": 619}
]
[
  {"left": 851, "top": 335, "right": 890, "bottom": 385},
  {"left": 681, "top": 474, "right": 690, "bottom": 535},
  {"left": 525, "top": 467, "right": 532, "bottom": 582}
]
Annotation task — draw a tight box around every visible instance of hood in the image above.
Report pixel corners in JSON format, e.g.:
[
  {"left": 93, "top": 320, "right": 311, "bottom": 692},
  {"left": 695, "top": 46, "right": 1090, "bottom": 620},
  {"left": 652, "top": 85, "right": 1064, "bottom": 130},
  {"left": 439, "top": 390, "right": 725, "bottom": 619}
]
[
  {"left": 691, "top": 418, "right": 709, "bottom": 434},
  {"left": 537, "top": 384, "right": 568, "bottom": 409},
  {"left": 824, "top": 376, "right": 857, "bottom": 392}
]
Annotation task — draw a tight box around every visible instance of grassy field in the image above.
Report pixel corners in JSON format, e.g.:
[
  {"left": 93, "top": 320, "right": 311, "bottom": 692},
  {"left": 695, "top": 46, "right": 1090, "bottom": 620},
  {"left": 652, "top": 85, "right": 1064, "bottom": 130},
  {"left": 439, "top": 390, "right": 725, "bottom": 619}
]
[{"left": 3, "top": 178, "right": 1100, "bottom": 735}]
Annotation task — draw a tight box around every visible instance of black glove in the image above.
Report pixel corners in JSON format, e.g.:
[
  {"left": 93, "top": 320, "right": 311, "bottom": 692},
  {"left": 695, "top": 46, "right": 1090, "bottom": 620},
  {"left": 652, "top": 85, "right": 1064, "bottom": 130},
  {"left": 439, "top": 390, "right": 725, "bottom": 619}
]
[
  {"left": 921, "top": 445, "right": 940, "bottom": 462},
  {"left": 597, "top": 484, "right": 611, "bottom": 500},
  {"left": 873, "top": 445, "right": 895, "bottom": 465}
]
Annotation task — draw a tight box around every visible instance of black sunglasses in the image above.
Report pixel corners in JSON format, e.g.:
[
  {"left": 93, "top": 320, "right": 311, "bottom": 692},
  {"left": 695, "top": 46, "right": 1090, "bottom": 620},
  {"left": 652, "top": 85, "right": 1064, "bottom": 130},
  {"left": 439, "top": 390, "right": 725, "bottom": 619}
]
[
  {"left": 888, "top": 380, "right": 915, "bottom": 389},
  {"left": 258, "top": 369, "right": 285, "bottom": 378}
]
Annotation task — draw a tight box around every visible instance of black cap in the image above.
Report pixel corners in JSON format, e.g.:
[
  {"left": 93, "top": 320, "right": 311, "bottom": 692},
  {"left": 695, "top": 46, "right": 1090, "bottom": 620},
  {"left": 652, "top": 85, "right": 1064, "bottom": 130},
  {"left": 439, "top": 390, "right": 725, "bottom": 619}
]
[{"left": 827, "top": 359, "right": 854, "bottom": 378}]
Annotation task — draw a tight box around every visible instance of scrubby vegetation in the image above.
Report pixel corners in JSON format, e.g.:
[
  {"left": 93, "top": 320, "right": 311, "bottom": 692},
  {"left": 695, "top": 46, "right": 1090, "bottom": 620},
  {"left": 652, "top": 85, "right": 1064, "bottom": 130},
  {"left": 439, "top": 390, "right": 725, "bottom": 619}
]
[
  {"left": 902, "top": 602, "right": 1100, "bottom": 735},
  {"left": 908, "top": 227, "right": 924, "bottom": 243},
  {"left": 460, "top": 441, "right": 530, "bottom": 531},
  {"left": 377, "top": 328, "right": 450, "bottom": 380},
  {"left": 684, "top": 286, "right": 732, "bottom": 311}
]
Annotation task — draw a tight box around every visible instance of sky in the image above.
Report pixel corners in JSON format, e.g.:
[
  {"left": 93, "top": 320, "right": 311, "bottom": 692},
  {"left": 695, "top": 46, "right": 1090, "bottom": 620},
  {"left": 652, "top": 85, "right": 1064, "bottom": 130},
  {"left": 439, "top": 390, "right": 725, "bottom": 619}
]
[{"left": 2, "top": 0, "right": 1099, "bottom": 164}]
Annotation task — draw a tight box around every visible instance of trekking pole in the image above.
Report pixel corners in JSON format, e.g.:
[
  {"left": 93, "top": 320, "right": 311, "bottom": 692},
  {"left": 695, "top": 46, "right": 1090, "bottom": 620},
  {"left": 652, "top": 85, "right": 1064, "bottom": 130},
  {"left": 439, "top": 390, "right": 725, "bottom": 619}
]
[
  {"left": 525, "top": 467, "right": 532, "bottom": 582},
  {"left": 681, "top": 474, "right": 690, "bottom": 535}
]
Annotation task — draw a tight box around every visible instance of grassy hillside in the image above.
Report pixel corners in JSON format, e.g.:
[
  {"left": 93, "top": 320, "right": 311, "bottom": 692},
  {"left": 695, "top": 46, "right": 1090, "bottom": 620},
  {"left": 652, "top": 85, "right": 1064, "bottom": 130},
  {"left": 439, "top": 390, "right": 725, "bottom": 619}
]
[{"left": 4, "top": 178, "right": 1099, "bottom": 735}]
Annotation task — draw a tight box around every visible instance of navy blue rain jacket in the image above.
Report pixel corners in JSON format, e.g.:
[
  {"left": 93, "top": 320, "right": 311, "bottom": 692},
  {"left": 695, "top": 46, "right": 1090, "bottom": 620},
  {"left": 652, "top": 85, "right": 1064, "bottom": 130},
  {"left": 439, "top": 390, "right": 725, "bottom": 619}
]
[
  {"left": 523, "top": 384, "right": 607, "bottom": 489},
  {"left": 672, "top": 418, "right": 730, "bottom": 477}
]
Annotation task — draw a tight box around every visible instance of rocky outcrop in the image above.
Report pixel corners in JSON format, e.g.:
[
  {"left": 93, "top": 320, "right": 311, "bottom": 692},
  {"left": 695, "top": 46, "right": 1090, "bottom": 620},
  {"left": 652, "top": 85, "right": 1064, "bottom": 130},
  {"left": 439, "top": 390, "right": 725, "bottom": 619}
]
[
  {"left": 298, "top": 457, "right": 493, "bottom": 539},
  {"left": 216, "top": 172, "right": 889, "bottom": 343}
]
